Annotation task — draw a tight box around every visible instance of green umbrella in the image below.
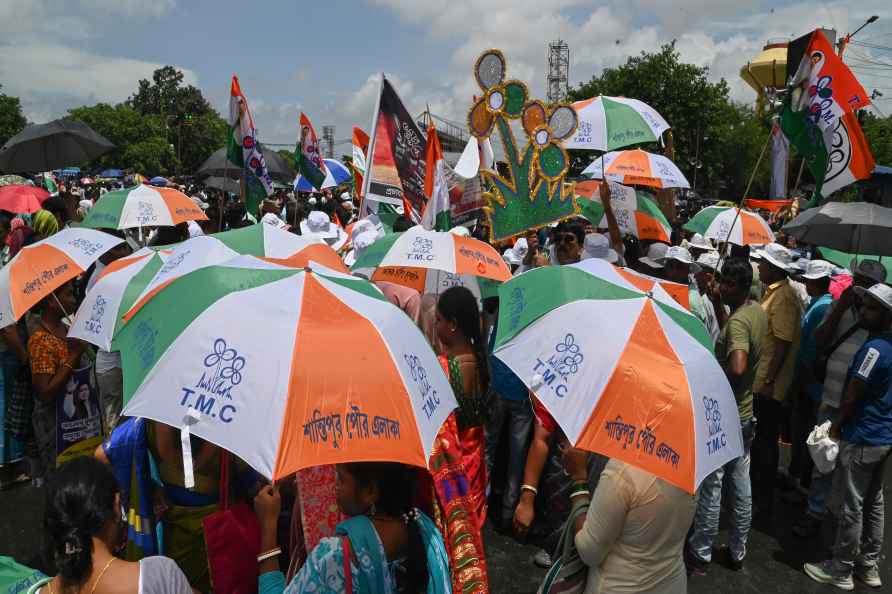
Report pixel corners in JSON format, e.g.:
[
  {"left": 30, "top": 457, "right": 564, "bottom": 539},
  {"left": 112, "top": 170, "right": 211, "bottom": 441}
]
[{"left": 814, "top": 247, "right": 892, "bottom": 271}]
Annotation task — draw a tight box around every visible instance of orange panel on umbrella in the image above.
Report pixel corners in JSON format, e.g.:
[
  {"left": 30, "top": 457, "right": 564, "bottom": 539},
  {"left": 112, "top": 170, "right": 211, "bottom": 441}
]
[
  {"left": 8, "top": 244, "right": 81, "bottom": 317},
  {"left": 452, "top": 235, "right": 511, "bottom": 281}
]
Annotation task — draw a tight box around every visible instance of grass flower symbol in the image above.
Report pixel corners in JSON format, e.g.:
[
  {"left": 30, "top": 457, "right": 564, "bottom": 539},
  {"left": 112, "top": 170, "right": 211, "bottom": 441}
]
[{"left": 468, "top": 49, "right": 529, "bottom": 137}]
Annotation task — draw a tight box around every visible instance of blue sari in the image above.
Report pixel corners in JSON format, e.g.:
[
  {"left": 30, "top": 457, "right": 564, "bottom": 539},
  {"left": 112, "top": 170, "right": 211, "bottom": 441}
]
[{"left": 260, "top": 510, "right": 451, "bottom": 594}]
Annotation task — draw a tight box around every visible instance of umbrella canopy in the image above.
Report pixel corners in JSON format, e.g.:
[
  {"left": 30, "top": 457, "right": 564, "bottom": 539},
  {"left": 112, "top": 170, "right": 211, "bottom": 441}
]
[
  {"left": 368, "top": 267, "right": 500, "bottom": 305},
  {"left": 351, "top": 227, "right": 512, "bottom": 282},
  {"left": 100, "top": 168, "right": 123, "bottom": 178},
  {"left": 565, "top": 96, "right": 671, "bottom": 151},
  {"left": 0, "top": 174, "right": 29, "bottom": 187},
  {"left": 202, "top": 176, "right": 240, "bottom": 194},
  {"left": 80, "top": 185, "right": 207, "bottom": 230},
  {"left": 210, "top": 223, "right": 347, "bottom": 271},
  {"left": 126, "top": 174, "right": 147, "bottom": 185},
  {"left": 196, "top": 144, "right": 294, "bottom": 183},
  {"left": 293, "top": 159, "right": 351, "bottom": 191},
  {"left": 0, "top": 184, "right": 49, "bottom": 214},
  {"left": 115, "top": 259, "right": 457, "bottom": 479},
  {"left": 577, "top": 257, "right": 690, "bottom": 310},
  {"left": 814, "top": 246, "right": 892, "bottom": 272},
  {"left": 684, "top": 206, "right": 774, "bottom": 246},
  {"left": 492, "top": 260, "right": 741, "bottom": 493},
  {"left": 783, "top": 201, "right": 892, "bottom": 257},
  {"left": 0, "top": 119, "right": 114, "bottom": 173},
  {"left": 149, "top": 176, "right": 168, "bottom": 187},
  {"left": 0, "top": 228, "right": 123, "bottom": 328},
  {"left": 581, "top": 149, "right": 690, "bottom": 189},
  {"left": 68, "top": 248, "right": 169, "bottom": 351},
  {"left": 575, "top": 180, "right": 672, "bottom": 243}
]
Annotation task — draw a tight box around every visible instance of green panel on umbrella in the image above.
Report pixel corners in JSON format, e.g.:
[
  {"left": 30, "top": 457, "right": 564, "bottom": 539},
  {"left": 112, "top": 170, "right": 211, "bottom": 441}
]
[
  {"left": 114, "top": 254, "right": 166, "bottom": 336},
  {"left": 815, "top": 247, "right": 892, "bottom": 271},
  {"left": 350, "top": 232, "right": 401, "bottom": 270},
  {"left": 683, "top": 206, "right": 728, "bottom": 235},
  {"left": 602, "top": 98, "right": 659, "bottom": 150},
  {"left": 494, "top": 265, "right": 642, "bottom": 348},
  {"left": 211, "top": 225, "right": 265, "bottom": 256},
  {"left": 655, "top": 300, "right": 713, "bottom": 353},
  {"left": 80, "top": 187, "right": 131, "bottom": 229}
]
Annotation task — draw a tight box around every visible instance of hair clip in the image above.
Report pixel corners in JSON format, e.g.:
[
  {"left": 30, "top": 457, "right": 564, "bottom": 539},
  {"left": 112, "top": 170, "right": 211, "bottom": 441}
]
[{"left": 64, "top": 541, "right": 82, "bottom": 555}]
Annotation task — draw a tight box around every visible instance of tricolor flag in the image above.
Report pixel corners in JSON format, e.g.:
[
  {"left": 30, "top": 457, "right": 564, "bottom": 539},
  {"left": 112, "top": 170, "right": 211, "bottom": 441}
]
[
  {"left": 421, "top": 126, "right": 451, "bottom": 231},
  {"left": 43, "top": 172, "right": 58, "bottom": 196},
  {"left": 227, "top": 76, "right": 274, "bottom": 197},
  {"left": 351, "top": 127, "right": 369, "bottom": 200},
  {"left": 782, "top": 30, "right": 874, "bottom": 203},
  {"left": 294, "top": 113, "right": 327, "bottom": 190}
]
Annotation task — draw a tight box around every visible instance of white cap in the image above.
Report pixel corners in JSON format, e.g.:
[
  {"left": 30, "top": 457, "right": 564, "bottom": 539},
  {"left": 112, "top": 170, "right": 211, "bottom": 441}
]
[
  {"left": 352, "top": 230, "right": 379, "bottom": 253},
  {"left": 340, "top": 192, "right": 351, "bottom": 201},
  {"left": 696, "top": 251, "right": 720, "bottom": 272},
  {"left": 261, "top": 212, "right": 290, "bottom": 231},
  {"left": 854, "top": 283, "right": 892, "bottom": 313},
  {"left": 638, "top": 242, "right": 668, "bottom": 269},
  {"left": 308, "top": 196, "right": 318, "bottom": 206},
  {"left": 802, "top": 259, "right": 834, "bottom": 280},
  {"left": 688, "top": 233, "right": 717, "bottom": 252},
  {"left": 299, "top": 210, "right": 336, "bottom": 238},
  {"left": 752, "top": 243, "right": 793, "bottom": 272},
  {"left": 449, "top": 225, "right": 471, "bottom": 237},
  {"left": 658, "top": 245, "right": 695, "bottom": 266},
  {"left": 582, "top": 233, "right": 618, "bottom": 263},
  {"left": 351, "top": 219, "right": 375, "bottom": 240}
]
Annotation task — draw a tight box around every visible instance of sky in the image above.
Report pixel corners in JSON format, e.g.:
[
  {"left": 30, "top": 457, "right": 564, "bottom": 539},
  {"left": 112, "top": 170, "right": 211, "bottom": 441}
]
[{"left": 1, "top": 0, "right": 890, "bottom": 155}]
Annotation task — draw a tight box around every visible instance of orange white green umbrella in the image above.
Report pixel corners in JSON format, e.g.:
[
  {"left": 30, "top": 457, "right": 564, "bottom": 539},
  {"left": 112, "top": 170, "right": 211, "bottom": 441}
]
[
  {"left": 575, "top": 180, "right": 672, "bottom": 243},
  {"left": 0, "top": 228, "right": 124, "bottom": 328},
  {"left": 68, "top": 247, "right": 169, "bottom": 351},
  {"left": 115, "top": 259, "right": 457, "bottom": 479},
  {"left": 210, "top": 223, "right": 347, "bottom": 271},
  {"left": 683, "top": 205, "right": 774, "bottom": 246},
  {"left": 351, "top": 227, "right": 512, "bottom": 282},
  {"left": 581, "top": 149, "right": 690, "bottom": 189},
  {"left": 493, "top": 261, "right": 742, "bottom": 493},
  {"left": 80, "top": 184, "right": 207, "bottom": 230}
]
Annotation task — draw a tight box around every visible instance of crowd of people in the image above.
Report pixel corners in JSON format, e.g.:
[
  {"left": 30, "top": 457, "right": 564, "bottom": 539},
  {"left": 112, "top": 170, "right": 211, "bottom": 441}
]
[{"left": 0, "top": 176, "right": 890, "bottom": 594}]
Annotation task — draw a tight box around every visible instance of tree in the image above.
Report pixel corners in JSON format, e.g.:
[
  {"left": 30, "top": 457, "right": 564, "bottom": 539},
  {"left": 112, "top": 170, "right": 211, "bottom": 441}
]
[
  {"left": 277, "top": 148, "right": 296, "bottom": 166},
  {"left": 127, "top": 66, "right": 228, "bottom": 173},
  {"left": 66, "top": 103, "right": 175, "bottom": 176},
  {"left": 0, "top": 84, "right": 27, "bottom": 147},
  {"left": 863, "top": 112, "right": 892, "bottom": 167},
  {"left": 568, "top": 43, "right": 771, "bottom": 199}
]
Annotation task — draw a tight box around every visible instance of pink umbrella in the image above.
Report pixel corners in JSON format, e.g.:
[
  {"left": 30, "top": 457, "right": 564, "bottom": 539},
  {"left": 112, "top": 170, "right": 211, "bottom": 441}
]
[{"left": 0, "top": 184, "right": 50, "bottom": 214}]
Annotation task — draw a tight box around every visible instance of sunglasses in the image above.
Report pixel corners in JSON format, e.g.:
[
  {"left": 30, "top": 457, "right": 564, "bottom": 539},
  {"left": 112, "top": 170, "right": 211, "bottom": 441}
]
[{"left": 556, "top": 234, "right": 578, "bottom": 245}]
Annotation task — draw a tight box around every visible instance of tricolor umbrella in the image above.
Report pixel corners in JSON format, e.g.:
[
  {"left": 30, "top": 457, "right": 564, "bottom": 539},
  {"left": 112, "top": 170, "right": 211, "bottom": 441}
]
[
  {"left": 0, "top": 228, "right": 124, "bottom": 328},
  {"left": 575, "top": 180, "right": 672, "bottom": 243},
  {"left": 68, "top": 247, "right": 169, "bottom": 351},
  {"left": 581, "top": 149, "right": 690, "bottom": 189},
  {"left": 351, "top": 227, "right": 512, "bottom": 282},
  {"left": 565, "top": 96, "right": 671, "bottom": 152},
  {"left": 210, "top": 223, "right": 348, "bottom": 272},
  {"left": 80, "top": 185, "right": 208, "bottom": 230},
  {"left": 492, "top": 260, "right": 742, "bottom": 493},
  {"left": 0, "top": 175, "right": 29, "bottom": 187},
  {"left": 293, "top": 159, "right": 351, "bottom": 191},
  {"left": 366, "top": 266, "right": 501, "bottom": 305},
  {"left": 0, "top": 184, "right": 49, "bottom": 214},
  {"left": 115, "top": 259, "right": 458, "bottom": 479},
  {"left": 684, "top": 206, "right": 774, "bottom": 246},
  {"left": 574, "top": 257, "right": 690, "bottom": 311}
]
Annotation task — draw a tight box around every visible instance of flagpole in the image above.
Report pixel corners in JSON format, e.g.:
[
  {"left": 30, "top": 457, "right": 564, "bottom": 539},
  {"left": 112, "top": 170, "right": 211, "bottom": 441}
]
[{"left": 360, "top": 73, "right": 384, "bottom": 218}]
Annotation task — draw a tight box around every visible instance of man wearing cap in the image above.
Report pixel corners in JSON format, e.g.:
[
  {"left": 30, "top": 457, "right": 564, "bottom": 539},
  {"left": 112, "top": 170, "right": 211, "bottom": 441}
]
[
  {"left": 687, "top": 257, "right": 766, "bottom": 575},
  {"left": 659, "top": 245, "right": 719, "bottom": 343},
  {"left": 636, "top": 242, "right": 668, "bottom": 276},
  {"left": 794, "top": 259, "right": 888, "bottom": 538},
  {"left": 785, "top": 260, "right": 834, "bottom": 505},
  {"left": 804, "top": 283, "right": 892, "bottom": 590},
  {"left": 750, "top": 242, "right": 802, "bottom": 514},
  {"left": 581, "top": 233, "right": 619, "bottom": 264}
]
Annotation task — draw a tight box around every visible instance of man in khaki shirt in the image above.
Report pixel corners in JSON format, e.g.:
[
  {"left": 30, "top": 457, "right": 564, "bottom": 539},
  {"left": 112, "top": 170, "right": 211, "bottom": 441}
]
[{"left": 750, "top": 243, "right": 802, "bottom": 514}]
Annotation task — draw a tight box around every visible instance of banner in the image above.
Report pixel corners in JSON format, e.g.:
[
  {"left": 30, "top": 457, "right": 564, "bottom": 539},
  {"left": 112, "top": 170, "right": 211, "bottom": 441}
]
[
  {"left": 365, "top": 77, "right": 427, "bottom": 219},
  {"left": 445, "top": 166, "right": 485, "bottom": 227},
  {"left": 56, "top": 364, "right": 102, "bottom": 467},
  {"left": 295, "top": 113, "right": 328, "bottom": 190}
]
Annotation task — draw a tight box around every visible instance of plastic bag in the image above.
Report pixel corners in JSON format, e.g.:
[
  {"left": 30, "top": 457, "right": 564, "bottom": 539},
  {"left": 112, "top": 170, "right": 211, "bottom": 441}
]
[{"left": 807, "top": 420, "right": 839, "bottom": 474}]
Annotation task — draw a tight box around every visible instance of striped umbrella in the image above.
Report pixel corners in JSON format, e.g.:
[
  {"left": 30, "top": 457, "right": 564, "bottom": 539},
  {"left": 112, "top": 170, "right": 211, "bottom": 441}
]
[
  {"left": 581, "top": 149, "right": 690, "bottom": 189},
  {"left": 0, "top": 184, "right": 49, "bottom": 214},
  {"left": 566, "top": 96, "right": 671, "bottom": 151},
  {"left": 351, "top": 227, "right": 511, "bottom": 282},
  {"left": 115, "top": 259, "right": 458, "bottom": 479},
  {"left": 210, "top": 223, "right": 347, "bottom": 271},
  {"left": 575, "top": 180, "right": 672, "bottom": 242},
  {"left": 81, "top": 184, "right": 207, "bottom": 230},
  {"left": 0, "top": 228, "right": 123, "bottom": 328},
  {"left": 684, "top": 206, "right": 774, "bottom": 246},
  {"left": 68, "top": 247, "right": 169, "bottom": 351},
  {"left": 293, "top": 159, "right": 351, "bottom": 191},
  {"left": 492, "top": 261, "right": 741, "bottom": 493}
]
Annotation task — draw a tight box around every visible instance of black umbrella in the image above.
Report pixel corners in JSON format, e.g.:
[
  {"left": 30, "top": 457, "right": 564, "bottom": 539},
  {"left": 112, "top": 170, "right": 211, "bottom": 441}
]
[
  {"left": 783, "top": 201, "right": 892, "bottom": 257},
  {"left": 0, "top": 119, "right": 114, "bottom": 173},
  {"left": 195, "top": 144, "right": 294, "bottom": 183},
  {"left": 202, "top": 176, "right": 241, "bottom": 194}
]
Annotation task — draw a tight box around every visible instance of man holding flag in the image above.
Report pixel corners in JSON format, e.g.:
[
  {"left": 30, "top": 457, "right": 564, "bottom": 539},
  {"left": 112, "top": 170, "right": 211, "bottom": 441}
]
[{"left": 295, "top": 113, "right": 328, "bottom": 191}]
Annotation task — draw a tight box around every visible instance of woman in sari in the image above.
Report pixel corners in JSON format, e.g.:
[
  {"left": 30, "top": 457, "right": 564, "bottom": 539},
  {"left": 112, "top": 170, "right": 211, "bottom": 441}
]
[{"left": 256, "top": 462, "right": 451, "bottom": 594}]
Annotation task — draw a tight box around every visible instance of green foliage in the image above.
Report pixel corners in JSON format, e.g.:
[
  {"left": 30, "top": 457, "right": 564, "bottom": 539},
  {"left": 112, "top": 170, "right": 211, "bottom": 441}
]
[
  {"left": 0, "top": 84, "right": 27, "bottom": 147},
  {"left": 277, "top": 148, "right": 296, "bottom": 165},
  {"left": 63, "top": 66, "right": 227, "bottom": 176},
  {"left": 569, "top": 42, "right": 771, "bottom": 199},
  {"left": 863, "top": 112, "right": 892, "bottom": 167}
]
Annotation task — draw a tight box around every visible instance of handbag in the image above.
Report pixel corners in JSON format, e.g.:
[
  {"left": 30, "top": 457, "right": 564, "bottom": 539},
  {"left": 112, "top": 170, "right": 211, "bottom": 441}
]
[
  {"left": 813, "top": 323, "right": 859, "bottom": 384},
  {"left": 537, "top": 498, "right": 590, "bottom": 594},
  {"left": 202, "top": 451, "right": 262, "bottom": 594},
  {"left": 3, "top": 366, "right": 32, "bottom": 442}
]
